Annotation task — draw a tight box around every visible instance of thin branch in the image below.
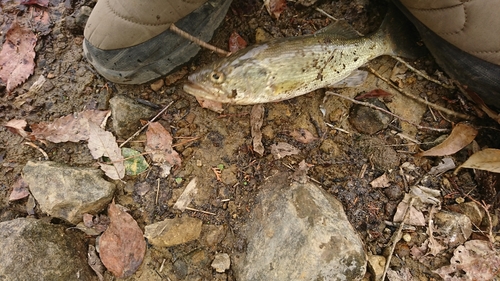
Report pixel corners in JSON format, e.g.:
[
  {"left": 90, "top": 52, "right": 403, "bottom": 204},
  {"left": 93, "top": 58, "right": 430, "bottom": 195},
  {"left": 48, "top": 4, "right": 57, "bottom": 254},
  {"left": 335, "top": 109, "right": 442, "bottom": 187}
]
[
  {"left": 366, "top": 66, "right": 474, "bottom": 121},
  {"left": 325, "top": 91, "right": 449, "bottom": 132},
  {"left": 390, "top": 56, "right": 455, "bottom": 89},
  {"left": 169, "top": 24, "right": 230, "bottom": 56},
  {"left": 120, "top": 101, "right": 174, "bottom": 148},
  {"left": 382, "top": 197, "right": 415, "bottom": 281}
]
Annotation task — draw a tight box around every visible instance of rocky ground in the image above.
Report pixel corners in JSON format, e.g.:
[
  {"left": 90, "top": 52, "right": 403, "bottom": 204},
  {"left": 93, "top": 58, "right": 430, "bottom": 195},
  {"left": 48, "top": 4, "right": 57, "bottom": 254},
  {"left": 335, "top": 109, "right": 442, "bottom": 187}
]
[{"left": 1, "top": 0, "right": 500, "bottom": 280}]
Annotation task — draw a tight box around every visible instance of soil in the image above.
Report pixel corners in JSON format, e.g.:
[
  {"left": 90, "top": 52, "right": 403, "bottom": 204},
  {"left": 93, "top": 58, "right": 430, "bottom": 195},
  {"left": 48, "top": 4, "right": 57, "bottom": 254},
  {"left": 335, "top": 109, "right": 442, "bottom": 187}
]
[{"left": 1, "top": 0, "right": 500, "bottom": 280}]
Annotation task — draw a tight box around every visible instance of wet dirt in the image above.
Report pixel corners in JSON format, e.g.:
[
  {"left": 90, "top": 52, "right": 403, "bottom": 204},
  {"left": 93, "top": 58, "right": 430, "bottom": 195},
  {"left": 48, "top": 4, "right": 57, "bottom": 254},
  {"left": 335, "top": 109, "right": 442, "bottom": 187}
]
[{"left": 1, "top": 0, "right": 500, "bottom": 280}]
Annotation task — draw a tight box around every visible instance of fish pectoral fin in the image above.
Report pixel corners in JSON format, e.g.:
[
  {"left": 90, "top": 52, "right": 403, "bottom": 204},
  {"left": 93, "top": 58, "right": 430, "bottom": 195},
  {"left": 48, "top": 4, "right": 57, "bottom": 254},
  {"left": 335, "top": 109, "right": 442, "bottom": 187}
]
[
  {"left": 328, "top": 69, "right": 368, "bottom": 88},
  {"left": 316, "top": 21, "right": 362, "bottom": 39}
]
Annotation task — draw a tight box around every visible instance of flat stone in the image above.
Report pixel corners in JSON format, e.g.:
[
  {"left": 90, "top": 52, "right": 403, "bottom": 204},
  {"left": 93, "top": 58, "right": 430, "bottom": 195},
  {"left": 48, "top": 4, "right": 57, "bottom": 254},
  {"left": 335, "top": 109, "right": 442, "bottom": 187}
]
[
  {"left": 144, "top": 216, "right": 203, "bottom": 247},
  {"left": 235, "top": 173, "right": 367, "bottom": 281},
  {"left": 0, "top": 218, "right": 96, "bottom": 280},
  {"left": 434, "top": 210, "right": 472, "bottom": 247},
  {"left": 23, "top": 161, "right": 115, "bottom": 224},
  {"left": 109, "top": 95, "right": 155, "bottom": 138},
  {"left": 349, "top": 98, "right": 392, "bottom": 135}
]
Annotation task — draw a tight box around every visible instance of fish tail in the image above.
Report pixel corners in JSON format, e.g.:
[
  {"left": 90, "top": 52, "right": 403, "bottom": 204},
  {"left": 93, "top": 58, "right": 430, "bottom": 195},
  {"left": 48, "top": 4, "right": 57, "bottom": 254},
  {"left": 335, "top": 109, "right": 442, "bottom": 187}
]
[{"left": 375, "top": 4, "right": 422, "bottom": 59}]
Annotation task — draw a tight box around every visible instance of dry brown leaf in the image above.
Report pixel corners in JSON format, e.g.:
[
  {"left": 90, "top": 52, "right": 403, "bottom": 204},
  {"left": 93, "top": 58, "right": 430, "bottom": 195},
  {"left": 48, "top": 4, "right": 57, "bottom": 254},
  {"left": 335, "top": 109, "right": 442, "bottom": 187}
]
[
  {"left": 393, "top": 200, "right": 426, "bottom": 226},
  {"left": 270, "top": 142, "right": 300, "bottom": 159},
  {"left": 291, "top": 160, "right": 312, "bottom": 184},
  {"left": 290, "top": 128, "right": 318, "bottom": 144},
  {"left": 88, "top": 122, "right": 125, "bottom": 180},
  {"left": 88, "top": 245, "right": 105, "bottom": 281},
  {"left": 173, "top": 178, "right": 197, "bottom": 211},
  {"left": 456, "top": 148, "right": 500, "bottom": 174},
  {"left": 31, "top": 110, "right": 110, "bottom": 142},
  {"left": 4, "top": 119, "right": 29, "bottom": 138},
  {"left": 417, "top": 123, "right": 477, "bottom": 157},
  {"left": 434, "top": 240, "right": 500, "bottom": 280},
  {"left": 251, "top": 104, "right": 265, "bottom": 156},
  {"left": 195, "top": 96, "right": 223, "bottom": 113},
  {"left": 228, "top": 31, "right": 247, "bottom": 53},
  {"left": 0, "top": 21, "right": 37, "bottom": 92},
  {"left": 99, "top": 201, "right": 146, "bottom": 278},
  {"left": 264, "top": 0, "right": 286, "bottom": 19},
  {"left": 9, "top": 177, "right": 30, "bottom": 201},
  {"left": 145, "top": 122, "right": 182, "bottom": 166},
  {"left": 370, "top": 173, "right": 390, "bottom": 188}
]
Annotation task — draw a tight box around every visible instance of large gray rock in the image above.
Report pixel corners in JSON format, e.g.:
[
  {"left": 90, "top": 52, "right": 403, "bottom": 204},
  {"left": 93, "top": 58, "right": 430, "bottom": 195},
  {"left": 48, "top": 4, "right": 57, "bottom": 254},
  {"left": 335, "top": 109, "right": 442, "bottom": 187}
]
[
  {"left": 23, "top": 161, "right": 115, "bottom": 224},
  {"left": 0, "top": 218, "right": 96, "bottom": 280},
  {"left": 235, "top": 173, "right": 367, "bottom": 281}
]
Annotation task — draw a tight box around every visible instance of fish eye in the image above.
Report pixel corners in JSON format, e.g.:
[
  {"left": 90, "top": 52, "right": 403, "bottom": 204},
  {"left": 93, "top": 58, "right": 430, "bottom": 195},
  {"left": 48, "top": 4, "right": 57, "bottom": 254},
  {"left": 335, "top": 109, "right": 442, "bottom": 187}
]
[{"left": 210, "top": 71, "right": 225, "bottom": 83}]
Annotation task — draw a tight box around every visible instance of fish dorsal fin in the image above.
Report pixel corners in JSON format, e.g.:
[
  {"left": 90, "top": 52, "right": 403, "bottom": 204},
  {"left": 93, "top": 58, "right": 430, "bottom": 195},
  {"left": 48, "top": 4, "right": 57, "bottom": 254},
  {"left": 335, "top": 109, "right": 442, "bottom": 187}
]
[{"left": 316, "top": 21, "right": 362, "bottom": 39}]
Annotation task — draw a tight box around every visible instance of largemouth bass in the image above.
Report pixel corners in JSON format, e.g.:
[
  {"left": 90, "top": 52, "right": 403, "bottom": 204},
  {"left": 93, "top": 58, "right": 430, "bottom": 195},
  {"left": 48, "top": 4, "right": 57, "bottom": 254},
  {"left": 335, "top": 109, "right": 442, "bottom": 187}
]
[{"left": 184, "top": 7, "right": 416, "bottom": 104}]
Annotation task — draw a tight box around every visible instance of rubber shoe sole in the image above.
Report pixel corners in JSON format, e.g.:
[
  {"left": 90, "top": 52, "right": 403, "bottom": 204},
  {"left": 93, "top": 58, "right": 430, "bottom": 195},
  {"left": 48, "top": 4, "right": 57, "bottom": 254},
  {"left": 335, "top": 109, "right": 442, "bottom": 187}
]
[
  {"left": 393, "top": 0, "right": 500, "bottom": 108},
  {"left": 83, "top": 0, "right": 232, "bottom": 84}
]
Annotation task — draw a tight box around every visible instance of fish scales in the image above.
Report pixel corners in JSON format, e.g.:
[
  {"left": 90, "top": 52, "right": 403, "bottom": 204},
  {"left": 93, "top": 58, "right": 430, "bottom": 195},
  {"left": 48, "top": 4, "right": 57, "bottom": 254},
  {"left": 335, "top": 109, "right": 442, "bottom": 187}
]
[{"left": 184, "top": 6, "right": 416, "bottom": 105}]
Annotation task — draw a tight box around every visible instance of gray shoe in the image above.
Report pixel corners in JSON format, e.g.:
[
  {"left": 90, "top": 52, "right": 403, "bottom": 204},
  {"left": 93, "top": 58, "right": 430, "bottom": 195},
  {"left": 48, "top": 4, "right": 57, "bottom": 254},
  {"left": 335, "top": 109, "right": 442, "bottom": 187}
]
[
  {"left": 394, "top": 0, "right": 500, "bottom": 108},
  {"left": 83, "top": 0, "right": 232, "bottom": 84}
]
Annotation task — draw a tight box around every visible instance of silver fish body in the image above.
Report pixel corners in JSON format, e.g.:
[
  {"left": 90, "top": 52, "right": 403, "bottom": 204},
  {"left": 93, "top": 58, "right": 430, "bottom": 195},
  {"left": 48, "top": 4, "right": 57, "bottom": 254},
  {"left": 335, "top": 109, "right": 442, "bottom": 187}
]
[{"left": 184, "top": 7, "right": 415, "bottom": 105}]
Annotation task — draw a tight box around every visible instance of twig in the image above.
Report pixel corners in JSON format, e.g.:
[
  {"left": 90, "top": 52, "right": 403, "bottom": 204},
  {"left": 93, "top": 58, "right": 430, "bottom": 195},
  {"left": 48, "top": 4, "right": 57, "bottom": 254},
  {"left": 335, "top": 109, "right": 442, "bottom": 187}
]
[
  {"left": 390, "top": 56, "right": 455, "bottom": 89},
  {"left": 325, "top": 122, "right": 350, "bottom": 134},
  {"left": 314, "top": 7, "right": 339, "bottom": 21},
  {"left": 156, "top": 178, "right": 160, "bottom": 205},
  {"left": 366, "top": 66, "right": 474, "bottom": 120},
  {"left": 185, "top": 206, "right": 216, "bottom": 216},
  {"left": 172, "top": 136, "right": 200, "bottom": 148},
  {"left": 23, "top": 141, "right": 49, "bottom": 160},
  {"left": 382, "top": 197, "right": 415, "bottom": 281},
  {"left": 120, "top": 101, "right": 174, "bottom": 148},
  {"left": 325, "top": 91, "right": 449, "bottom": 132},
  {"left": 169, "top": 24, "right": 230, "bottom": 56}
]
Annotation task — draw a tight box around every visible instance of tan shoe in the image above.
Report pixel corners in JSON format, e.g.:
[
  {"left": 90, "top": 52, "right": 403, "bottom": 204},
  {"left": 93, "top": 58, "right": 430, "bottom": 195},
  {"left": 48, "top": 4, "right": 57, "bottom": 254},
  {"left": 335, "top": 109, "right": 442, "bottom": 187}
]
[
  {"left": 394, "top": 0, "right": 500, "bottom": 108},
  {"left": 83, "top": 0, "right": 232, "bottom": 84}
]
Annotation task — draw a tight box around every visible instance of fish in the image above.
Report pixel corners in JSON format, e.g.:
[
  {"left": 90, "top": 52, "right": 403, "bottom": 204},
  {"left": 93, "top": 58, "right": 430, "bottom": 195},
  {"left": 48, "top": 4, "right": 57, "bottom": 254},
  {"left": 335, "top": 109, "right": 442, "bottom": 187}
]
[{"left": 183, "top": 6, "right": 417, "bottom": 105}]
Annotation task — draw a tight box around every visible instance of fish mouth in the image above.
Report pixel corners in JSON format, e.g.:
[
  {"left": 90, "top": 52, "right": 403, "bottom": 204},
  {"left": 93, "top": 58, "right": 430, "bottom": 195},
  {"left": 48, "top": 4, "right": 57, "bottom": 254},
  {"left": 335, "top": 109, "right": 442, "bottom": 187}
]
[{"left": 183, "top": 83, "right": 213, "bottom": 98}]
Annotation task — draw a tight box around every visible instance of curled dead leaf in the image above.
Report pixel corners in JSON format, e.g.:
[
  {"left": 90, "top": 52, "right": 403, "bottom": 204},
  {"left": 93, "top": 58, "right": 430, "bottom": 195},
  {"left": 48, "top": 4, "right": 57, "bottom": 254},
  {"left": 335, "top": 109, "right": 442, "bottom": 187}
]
[
  {"left": 455, "top": 148, "right": 500, "bottom": 174},
  {"left": 417, "top": 123, "right": 477, "bottom": 157}
]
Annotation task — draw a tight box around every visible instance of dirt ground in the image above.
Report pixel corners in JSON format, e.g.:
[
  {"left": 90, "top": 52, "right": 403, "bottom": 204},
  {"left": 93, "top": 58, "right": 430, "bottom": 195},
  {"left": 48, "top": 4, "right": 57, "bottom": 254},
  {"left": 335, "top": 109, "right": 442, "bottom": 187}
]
[{"left": 1, "top": 0, "right": 500, "bottom": 280}]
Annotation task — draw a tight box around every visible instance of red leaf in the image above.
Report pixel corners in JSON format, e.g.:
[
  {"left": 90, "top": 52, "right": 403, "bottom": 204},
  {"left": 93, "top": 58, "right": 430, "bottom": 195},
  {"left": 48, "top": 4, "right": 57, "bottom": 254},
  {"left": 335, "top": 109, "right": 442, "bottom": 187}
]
[
  {"left": 0, "top": 21, "right": 37, "bottom": 92},
  {"left": 228, "top": 31, "right": 247, "bottom": 53},
  {"left": 31, "top": 110, "right": 110, "bottom": 143},
  {"left": 21, "top": 0, "right": 49, "bottom": 7},
  {"left": 264, "top": 0, "right": 286, "bottom": 19},
  {"left": 146, "top": 122, "right": 182, "bottom": 166},
  {"left": 9, "top": 178, "right": 30, "bottom": 201},
  {"left": 4, "top": 119, "right": 29, "bottom": 138},
  {"left": 355, "top": 89, "right": 393, "bottom": 100},
  {"left": 290, "top": 128, "right": 318, "bottom": 144},
  {"left": 99, "top": 201, "right": 146, "bottom": 278}
]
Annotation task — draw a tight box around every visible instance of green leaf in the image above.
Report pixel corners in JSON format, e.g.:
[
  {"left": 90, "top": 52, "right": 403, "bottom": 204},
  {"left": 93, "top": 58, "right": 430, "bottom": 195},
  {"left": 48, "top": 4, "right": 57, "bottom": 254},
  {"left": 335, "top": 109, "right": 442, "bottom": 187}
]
[{"left": 121, "top": 148, "right": 149, "bottom": 176}]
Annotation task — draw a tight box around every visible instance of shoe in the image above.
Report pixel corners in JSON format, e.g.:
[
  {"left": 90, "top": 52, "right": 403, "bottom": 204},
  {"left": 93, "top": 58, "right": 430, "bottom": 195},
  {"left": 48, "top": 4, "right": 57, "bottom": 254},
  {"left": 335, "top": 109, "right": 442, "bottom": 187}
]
[
  {"left": 83, "top": 0, "right": 232, "bottom": 84},
  {"left": 393, "top": 0, "right": 500, "bottom": 108}
]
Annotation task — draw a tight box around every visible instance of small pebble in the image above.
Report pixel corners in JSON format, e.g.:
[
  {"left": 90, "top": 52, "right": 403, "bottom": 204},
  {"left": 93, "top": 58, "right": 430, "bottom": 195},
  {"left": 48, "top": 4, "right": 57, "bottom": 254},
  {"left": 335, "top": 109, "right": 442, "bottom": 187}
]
[
  {"left": 402, "top": 233, "right": 411, "bottom": 242},
  {"left": 150, "top": 79, "right": 164, "bottom": 91},
  {"left": 211, "top": 253, "right": 230, "bottom": 273}
]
